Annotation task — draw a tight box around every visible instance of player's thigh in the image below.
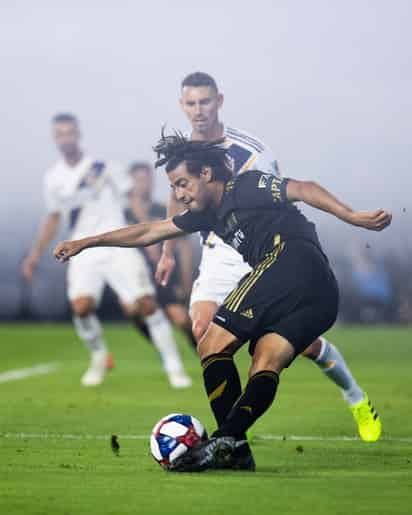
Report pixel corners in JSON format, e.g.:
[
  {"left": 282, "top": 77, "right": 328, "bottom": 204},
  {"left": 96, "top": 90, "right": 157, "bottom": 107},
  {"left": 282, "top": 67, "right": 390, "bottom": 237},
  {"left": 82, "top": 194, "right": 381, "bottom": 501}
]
[
  {"left": 191, "top": 301, "right": 219, "bottom": 342},
  {"left": 104, "top": 248, "right": 155, "bottom": 308},
  {"left": 67, "top": 257, "right": 105, "bottom": 308},
  {"left": 190, "top": 263, "right": 251, "bottom": 341},
  {"left": 197, "top": 322, "right": 241, "bottom": 360}
]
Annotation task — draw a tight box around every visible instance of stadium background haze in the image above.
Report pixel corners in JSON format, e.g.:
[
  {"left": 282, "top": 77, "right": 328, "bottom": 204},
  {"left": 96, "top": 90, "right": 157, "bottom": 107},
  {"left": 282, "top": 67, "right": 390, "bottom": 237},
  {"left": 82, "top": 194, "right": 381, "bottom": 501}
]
[{"left": 0, "top": 1, "right": 411, "bottom": 319}]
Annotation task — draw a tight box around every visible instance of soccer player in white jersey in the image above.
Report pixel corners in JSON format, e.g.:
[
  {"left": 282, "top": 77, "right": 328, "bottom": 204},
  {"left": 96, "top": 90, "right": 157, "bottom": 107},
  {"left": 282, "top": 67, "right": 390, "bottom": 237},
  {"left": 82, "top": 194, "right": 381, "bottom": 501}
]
[
  {"left": 22, "top": 113, "right": 191, "bottom": 389},
  {"left": 155, "top": 72, "right": 381, "bottom": 441}
]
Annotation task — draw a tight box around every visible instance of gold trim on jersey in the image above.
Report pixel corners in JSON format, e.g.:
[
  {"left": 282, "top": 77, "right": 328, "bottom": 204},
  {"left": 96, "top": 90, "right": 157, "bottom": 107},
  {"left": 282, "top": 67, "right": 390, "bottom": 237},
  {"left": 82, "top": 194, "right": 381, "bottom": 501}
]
[
  {"left": 239, "top": 154, "right": 257, "bottom": 173},
  {"left": 223, "top": 235, "right": 285, "bottom": 313}
]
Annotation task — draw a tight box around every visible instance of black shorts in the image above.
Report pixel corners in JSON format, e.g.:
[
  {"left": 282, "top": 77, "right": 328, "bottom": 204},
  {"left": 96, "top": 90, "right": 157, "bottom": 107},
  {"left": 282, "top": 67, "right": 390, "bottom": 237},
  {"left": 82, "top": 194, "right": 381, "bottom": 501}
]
[
  {"left": 155, "top": 282, "right": 181, "bottom": 307},
  {"left": 213, "top": 240, "right": 339, "bottom": 357},
  {"left": 145, "top": 257, "right": 182, "bottom": 308}
]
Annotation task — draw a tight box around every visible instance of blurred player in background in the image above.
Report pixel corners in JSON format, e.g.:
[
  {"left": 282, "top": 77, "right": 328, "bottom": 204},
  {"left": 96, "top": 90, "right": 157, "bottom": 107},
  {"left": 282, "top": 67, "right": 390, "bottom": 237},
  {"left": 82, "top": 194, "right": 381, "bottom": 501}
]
[
  {"left": 155, "top": 72, "right": 381, "bottom": 441},
  {"left": 21, "top": 113, "right": 191, "bottom": 389},
  {"left": 125, "top": 161, "right": 197, "bottom": 349}
]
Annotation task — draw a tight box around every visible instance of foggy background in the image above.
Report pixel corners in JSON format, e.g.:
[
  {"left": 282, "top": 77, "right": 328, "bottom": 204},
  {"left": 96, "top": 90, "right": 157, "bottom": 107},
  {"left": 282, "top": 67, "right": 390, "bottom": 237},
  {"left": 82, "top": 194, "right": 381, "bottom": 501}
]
[{"left": 1, "top": 0, "right": 411, "bottom": 320}]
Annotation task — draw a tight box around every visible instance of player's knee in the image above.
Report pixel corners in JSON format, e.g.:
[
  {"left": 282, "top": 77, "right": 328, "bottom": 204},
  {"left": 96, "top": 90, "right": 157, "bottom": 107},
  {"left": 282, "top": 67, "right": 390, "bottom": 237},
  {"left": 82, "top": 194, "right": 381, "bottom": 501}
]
[
  {"left": 192, "top": 319, "right": 209, "bottom": 344},
  {"left": 197, "top": 338, "right": 221, "bottom": 360},
  {"left": 301, "top": 338, "right": 322, "bottom": 360},
  {"left": 197, "top": 324, "right": 237, "bottom": 360},
  {"left": 166, "top": 305, "right": 190, "bottom": 330},
  {"left": 71, "top": 297, "right": 95, "bottom": 317},
  {"left": 137, "top": 295, "right": 158, "bottom": 317}
]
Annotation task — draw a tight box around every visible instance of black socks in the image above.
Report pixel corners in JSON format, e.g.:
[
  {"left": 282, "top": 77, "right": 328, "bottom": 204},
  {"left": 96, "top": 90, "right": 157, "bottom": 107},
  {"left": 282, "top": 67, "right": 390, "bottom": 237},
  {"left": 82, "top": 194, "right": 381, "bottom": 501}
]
[
  {"left": 214, "top": 370, "right": 279, "bottom": 439},
  {"left": 202, "top": 353, "right": 242, "bottom": 427}
]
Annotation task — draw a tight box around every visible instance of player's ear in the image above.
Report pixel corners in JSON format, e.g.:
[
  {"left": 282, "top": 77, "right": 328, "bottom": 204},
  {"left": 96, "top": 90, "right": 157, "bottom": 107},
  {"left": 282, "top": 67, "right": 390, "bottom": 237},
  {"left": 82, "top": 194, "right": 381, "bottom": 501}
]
[
  {"left": 200, "top": 166, "right": 213, "bottom": 182},
  {"left": 217, "top": 93, "right": 224, "bottom": 108}
]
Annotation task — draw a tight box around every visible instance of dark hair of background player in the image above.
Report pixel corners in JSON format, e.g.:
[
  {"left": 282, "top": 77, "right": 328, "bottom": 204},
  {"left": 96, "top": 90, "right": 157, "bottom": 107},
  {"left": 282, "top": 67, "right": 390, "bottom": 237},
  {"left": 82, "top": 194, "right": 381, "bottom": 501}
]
[
  {"left": 52, "top": 113, "right": 78, "bottom": 125},
  {"left": 129, "top": 161, "right": 153, "bottom": 175},
  {"left": 181, "top": 72, "right": 218, "bottom": 93}
]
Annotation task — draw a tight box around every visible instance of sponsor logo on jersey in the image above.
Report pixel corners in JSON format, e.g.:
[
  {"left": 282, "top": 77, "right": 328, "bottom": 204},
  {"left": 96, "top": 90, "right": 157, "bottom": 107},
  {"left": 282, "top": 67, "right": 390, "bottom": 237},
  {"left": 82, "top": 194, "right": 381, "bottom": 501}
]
[
  {"left": 258, "top": 174, "right": 271, "bottom": 188},
  {"left": 231, "top": 229, "right": 245, "bottom": 250}
]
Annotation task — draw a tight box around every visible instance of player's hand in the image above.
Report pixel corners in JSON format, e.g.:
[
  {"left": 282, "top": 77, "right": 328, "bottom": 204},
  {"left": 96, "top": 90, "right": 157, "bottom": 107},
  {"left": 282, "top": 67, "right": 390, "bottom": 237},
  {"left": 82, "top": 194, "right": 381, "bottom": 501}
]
[
  {"left": 349, "top": 209, "right": 392, "bottom": 231},
  {"left": 155, "top": 252, "right": 176, "bottom": 286},
  {"left": 21, "top": 254, "right": 39, "bottom": 281},
  {"left": 53, "top": 240, "right": 85, "bottom": 262}
]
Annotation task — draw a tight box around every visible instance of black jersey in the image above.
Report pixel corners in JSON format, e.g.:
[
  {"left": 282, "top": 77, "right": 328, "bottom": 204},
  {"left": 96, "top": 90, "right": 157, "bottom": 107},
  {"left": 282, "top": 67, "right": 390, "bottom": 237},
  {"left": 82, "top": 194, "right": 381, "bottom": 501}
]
[{"left": 172, "top": 171, "right": 322, "bottom": 268}]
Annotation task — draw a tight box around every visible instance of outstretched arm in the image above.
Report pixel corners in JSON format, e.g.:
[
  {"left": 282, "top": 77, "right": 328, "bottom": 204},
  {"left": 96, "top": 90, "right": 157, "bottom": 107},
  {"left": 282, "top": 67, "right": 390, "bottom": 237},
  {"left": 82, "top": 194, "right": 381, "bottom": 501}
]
[
  {"left": 286, "top": 179, "right": 392, "bottom": 231},
  {"left": 53, "top": 218, "right": 185, "bottom": 263}
]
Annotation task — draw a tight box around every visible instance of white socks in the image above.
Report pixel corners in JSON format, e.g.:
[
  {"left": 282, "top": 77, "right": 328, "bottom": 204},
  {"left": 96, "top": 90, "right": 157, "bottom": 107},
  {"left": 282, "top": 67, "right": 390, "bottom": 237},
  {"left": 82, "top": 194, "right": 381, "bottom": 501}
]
[
  {"left": 145, "top": 309, "right": 185, "bottom": 374},
  {"left": 73, "top": 314, "right": 107, "bottom": 354},
  {"left": 315, "top": 337, "right": 364, "bottom": 406}
]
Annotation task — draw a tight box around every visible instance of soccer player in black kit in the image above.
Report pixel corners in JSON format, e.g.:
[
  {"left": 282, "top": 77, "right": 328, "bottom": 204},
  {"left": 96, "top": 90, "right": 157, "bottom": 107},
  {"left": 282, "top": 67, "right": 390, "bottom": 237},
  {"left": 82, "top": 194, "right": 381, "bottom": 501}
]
[{"left": 54, "top": 132, "right": 392, "bottom": 472}]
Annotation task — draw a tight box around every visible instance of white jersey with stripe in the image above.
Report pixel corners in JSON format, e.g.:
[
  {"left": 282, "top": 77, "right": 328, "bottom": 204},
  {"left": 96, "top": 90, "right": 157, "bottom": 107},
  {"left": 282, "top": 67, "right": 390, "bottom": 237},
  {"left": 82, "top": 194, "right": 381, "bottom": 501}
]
[
  {"left": 202, "top": 125, "right": 281, "bottom": 250},
  {"left": 44, "top": 156, "right": 131, "bottom": 242}
]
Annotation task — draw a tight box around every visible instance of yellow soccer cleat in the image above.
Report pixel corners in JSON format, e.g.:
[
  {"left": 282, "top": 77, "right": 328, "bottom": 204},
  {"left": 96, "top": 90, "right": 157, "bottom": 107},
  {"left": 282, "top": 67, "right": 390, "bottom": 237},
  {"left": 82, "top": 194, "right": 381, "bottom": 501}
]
[
  {"left": 246, "top": 429, "right": 255, "bottom": 444},
  {"left": 351, "top": 393, "right": 382, "bottom": 442}
]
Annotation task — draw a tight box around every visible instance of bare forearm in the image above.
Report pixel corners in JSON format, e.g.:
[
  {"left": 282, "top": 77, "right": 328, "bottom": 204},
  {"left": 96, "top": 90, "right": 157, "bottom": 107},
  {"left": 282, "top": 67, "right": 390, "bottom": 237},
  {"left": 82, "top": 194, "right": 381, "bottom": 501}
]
[
  {"left": 53, "top": 218, "right": 186, "bottom": 263},
  {"left": 286, "top": 179, "right": 392, "bottom": 231},
  {"left": 81, "top": 223, "right": 164, "bottom": 250},
  {"left": 30, "top": 214, "right": 61, "bottom": 258},
  {"left": 288, "top": 180, "right": 354, "bottom": 223}
]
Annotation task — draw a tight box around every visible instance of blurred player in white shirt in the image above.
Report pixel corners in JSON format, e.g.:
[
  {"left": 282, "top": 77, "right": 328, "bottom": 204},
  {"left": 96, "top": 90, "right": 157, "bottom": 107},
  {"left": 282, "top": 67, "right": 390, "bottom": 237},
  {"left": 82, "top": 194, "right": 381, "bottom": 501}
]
[
  {"left": 155, "top": 73, "right": 381, "bottom": 441},
  {"left": 22, "top": 113, "right": 191, "bottom": 389}
]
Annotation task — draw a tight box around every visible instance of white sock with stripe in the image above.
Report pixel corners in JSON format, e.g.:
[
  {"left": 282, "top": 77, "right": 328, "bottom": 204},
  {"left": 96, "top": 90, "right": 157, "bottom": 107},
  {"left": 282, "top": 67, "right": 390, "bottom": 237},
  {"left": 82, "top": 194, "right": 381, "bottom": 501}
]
[
  {"left": 145, "top": 309, "right": 185, "bottom": 374},
  {"left": 73, "top": 315, "right": 107, "bottom": 354},
  {"left": 315, "top": 337, "right": 364, "bottom": 406}
]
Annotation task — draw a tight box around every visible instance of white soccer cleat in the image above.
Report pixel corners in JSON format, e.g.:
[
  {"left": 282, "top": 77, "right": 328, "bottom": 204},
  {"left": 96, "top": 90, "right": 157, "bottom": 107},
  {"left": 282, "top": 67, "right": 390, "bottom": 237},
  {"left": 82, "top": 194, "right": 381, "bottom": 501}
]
[
  {"left": 167, "top": 370, "right": 192, "bottom": 389},
  {"left": 81, "top": 350, "right": 108, "bottom": 387}
]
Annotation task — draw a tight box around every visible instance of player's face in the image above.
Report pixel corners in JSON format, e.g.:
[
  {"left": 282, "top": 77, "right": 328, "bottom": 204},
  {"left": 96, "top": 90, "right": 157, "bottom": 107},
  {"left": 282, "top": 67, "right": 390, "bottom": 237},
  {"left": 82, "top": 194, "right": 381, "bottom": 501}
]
[
  {"left": 180, "top": 86, "right": 223, "bottom": 134},
  {"left": 53, "top": 121, "right": 80, "bottom": 157},
  {"left": 168, "top": 162, "right": 213, "bottom": 212},
  {"left": 131, "top": 168, "right": 153, "bottom": 198}
]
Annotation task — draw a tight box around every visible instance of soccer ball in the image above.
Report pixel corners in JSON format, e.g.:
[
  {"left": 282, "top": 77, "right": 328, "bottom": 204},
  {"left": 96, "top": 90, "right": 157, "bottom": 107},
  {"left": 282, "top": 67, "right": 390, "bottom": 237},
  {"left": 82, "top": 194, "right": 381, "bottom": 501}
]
[{"left": 150, "top": 413, "right": 207, "bottom": 469}]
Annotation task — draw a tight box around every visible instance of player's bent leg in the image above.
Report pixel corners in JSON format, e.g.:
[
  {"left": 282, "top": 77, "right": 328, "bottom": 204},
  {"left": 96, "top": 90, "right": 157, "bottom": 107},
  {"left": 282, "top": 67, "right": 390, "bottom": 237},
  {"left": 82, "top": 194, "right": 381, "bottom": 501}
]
[
  {"left": 173, "top": 332, "right": 293, "bottom": 473},
  {"left": 71, "top": 296, "right": 110, "bottom": 387},
  {"left": 198, "top": 323, "right": 243, "bottom": 426},
  {"left": 170, "top": 323, "right": 249, "bottom": 472},
  {"left": 165, "top": 304, "right": 198, "bottom": 351},
  {"left": 214, "top": 333, "right": 292, "bottom": 440},
  {"left": 191, "top": 300, "right": 219, "bottom": 344},
  {"left": 123, "top": 296, "right": 192, "bottom": 389},
  {"left": 303, "top": 336, "right": 382, "bottom": 442}
]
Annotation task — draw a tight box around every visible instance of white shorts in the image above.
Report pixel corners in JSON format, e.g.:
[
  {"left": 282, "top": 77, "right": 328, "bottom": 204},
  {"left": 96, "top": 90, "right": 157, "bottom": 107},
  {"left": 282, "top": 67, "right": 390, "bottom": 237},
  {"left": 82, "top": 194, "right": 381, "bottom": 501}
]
[
  {"left": 190, "top": 241, "right": 251, "bottom": 309},
  {"left": 67, "top": 247, "right": 154, "bottom": 306}
]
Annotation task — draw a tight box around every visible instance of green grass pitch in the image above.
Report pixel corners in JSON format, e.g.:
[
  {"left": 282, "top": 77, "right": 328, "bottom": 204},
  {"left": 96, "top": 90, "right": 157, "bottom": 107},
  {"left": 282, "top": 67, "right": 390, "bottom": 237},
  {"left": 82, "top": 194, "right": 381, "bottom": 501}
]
[{"left": 1, "top": 324, "right": 411, "bottom": 515}]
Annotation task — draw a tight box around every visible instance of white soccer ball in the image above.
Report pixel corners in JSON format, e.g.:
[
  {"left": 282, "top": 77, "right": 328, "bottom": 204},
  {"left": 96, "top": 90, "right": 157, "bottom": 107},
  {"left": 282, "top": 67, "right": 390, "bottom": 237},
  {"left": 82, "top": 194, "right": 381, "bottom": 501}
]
[{"left": 150, "top": 413, "right": 207, "bottom": 469}]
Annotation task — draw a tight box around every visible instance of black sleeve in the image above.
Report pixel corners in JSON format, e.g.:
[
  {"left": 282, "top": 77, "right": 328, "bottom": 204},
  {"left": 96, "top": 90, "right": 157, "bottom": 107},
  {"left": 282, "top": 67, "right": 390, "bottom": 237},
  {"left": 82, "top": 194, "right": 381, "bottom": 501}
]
[
  {"left": 234, "top": 171, "right": 289, "bottom": 209},
  {"left": 172, "top": 210, "right": 214, "bottom": 234}
]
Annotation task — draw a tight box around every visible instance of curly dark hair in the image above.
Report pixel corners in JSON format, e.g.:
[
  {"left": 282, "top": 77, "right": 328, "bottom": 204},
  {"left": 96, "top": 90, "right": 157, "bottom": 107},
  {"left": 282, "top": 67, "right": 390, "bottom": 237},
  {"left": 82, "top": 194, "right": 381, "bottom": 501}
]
[{"left": 153, "top": 129, "right": 232, "bottom": 182}]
